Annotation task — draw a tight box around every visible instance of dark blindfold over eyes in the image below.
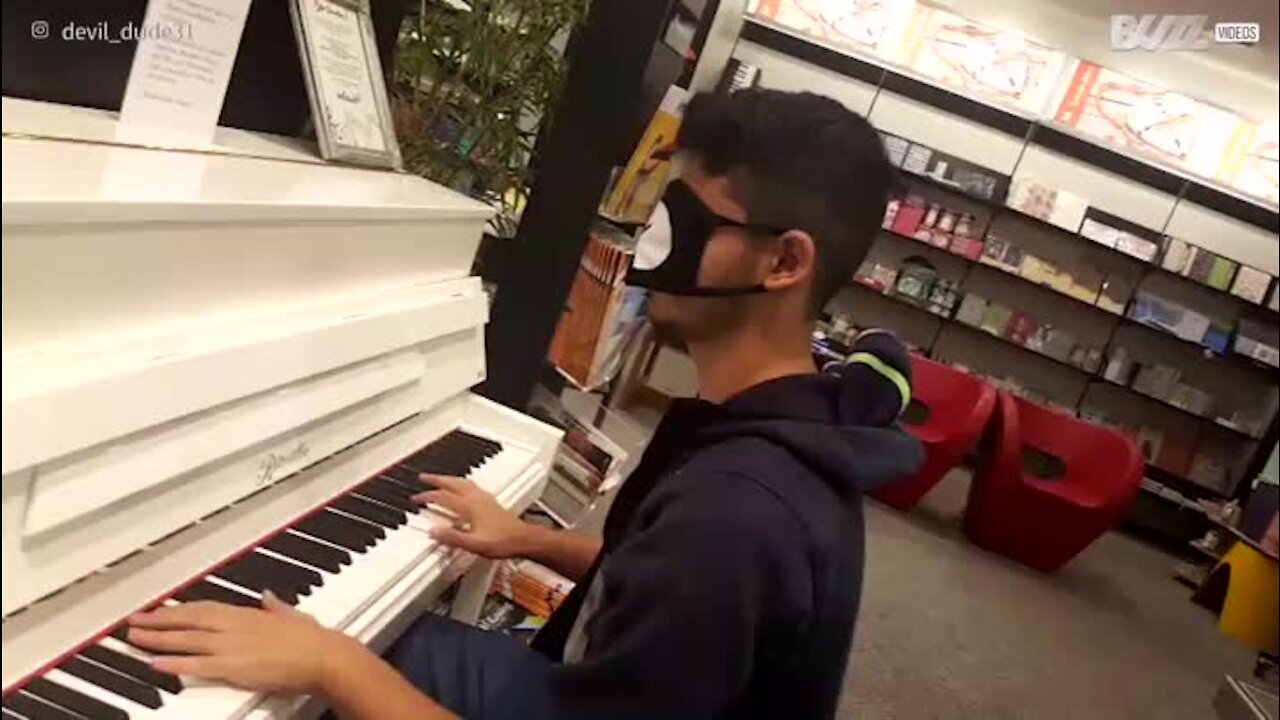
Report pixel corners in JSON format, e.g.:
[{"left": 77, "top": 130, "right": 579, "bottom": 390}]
[{"left": 626, "top": 180, "right": 786, "bottom": 297}]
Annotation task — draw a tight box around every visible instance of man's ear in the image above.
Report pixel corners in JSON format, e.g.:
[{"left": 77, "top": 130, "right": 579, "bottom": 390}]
[{"left": 763, "top": 230, "right": 817, "bottom": 291}]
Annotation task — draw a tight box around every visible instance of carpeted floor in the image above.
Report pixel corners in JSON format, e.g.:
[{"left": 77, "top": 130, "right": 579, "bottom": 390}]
[{"left": 843, "top": 469, "right": 1261, "bottom": 719}]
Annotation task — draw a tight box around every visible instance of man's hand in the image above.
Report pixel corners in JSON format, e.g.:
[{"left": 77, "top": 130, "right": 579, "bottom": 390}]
[
  {"left": 128, "top": 593, "right": 358, "bottom": 693},
  {"left": 415, "top": 474, "right": 530, "bottom": 559}
]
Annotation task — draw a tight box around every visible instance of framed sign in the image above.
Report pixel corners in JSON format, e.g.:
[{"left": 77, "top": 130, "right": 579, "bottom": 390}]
[{"left": 290, "top": 0, "right": 402, "bottom": 169}]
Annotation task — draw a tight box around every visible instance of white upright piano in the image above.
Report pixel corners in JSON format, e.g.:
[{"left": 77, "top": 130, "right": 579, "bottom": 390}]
[{"left": 1, "top": 98, "right": 563, "bottom": 719}]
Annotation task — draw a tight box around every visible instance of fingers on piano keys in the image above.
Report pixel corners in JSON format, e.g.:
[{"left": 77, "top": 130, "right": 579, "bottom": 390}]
[{"left": 2, "top": 431, "right": 504, "bottom": 720}]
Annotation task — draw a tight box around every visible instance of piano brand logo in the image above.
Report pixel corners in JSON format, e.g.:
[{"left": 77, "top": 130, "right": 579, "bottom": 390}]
[{"left": 257, "top": 442, "right": 312, "bottom": 486}]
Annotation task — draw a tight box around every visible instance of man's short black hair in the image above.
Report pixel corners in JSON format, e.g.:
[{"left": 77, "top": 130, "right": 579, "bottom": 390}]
[{"left": 677, "top": 89, "right": 892, "bottom": 316}]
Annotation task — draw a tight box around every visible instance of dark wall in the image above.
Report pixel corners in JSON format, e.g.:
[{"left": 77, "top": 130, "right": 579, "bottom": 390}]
[{"left": 2, "top": 0, "right": 404, "bottom": 136}]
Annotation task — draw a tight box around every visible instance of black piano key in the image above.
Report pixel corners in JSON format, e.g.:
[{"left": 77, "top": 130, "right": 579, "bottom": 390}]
[
  {"left": 82, "top": 645, "right": 183, "bottom": 695},
  {"left": 369, "top": 476, "right": 417, "bottom": 498},
  {"left": 60, "top": 656, "right": 163, "bottom": 709},
  {"left": 323, "top": 507, "right": 387, "bottom": 540},
  {"left": 248, "top": 550, "right": 325, "bottom": 589},
  {"left": 214, "top": 553, "right": 318, "bottom": 599},
  {"left": 266, "top": 532, "right": 350, "bottom": 573},
  {"left": 4, "top": 691, "right": 82, "bottom": 720},
  {"left": 330, "top": 495, "right": 405, "bottom": 528},
  {"left": 3, "top": 707, "right": 29, "bottom": 720},
  {"left": 355, "top": 481, "right": 420, "bottom": 512},
  {"left": 24, "top": 678, "right": 127, "bottom": 720},
  {"left": 381, "top": 464, "right": 430, "bottom": 487},
  {"left": 175, "top": 579, "right": 260, "bottom": 607},
  {"left": 293, "top": 513, "right": 373, "bottom": 552}
]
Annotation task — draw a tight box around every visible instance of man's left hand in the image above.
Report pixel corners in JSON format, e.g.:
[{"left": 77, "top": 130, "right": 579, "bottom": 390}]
[{"left": 129, "top": 592, "right": 358, "bottom": 693}]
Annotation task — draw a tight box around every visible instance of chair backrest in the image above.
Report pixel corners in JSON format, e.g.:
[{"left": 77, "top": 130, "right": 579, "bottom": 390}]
[
  {"left": 1009, "top": 394, "right": 1143, "bottom": 497},
  {"left": 908, "top": 355, "right": 996, "bottom": 429}
]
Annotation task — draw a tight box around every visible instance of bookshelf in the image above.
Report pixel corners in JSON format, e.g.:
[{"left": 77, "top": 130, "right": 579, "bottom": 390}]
[{"left": 830, "top": 135, "right": 1279, "bottom": 507}]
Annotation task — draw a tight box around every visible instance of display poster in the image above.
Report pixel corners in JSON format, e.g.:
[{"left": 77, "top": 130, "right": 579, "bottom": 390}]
[
  {"left": 1053, "top": 62, "right": 1243, "bottom": 180},
  {"left": 897, "top": 8, "right": 1067, "bottom": 116},
  {"left": 1219, "top": 122, "right": 1279, "bottom": 206},
  {"left": 749, "top": 0, "right": 916, "bottom": 62}
]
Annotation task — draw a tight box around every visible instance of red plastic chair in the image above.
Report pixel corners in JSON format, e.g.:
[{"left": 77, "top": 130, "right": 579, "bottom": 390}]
[
  {"left": 872, "top": 355, "right": 996, "bottom": 511},
  {"left": 964, "top": 392, "right": 1144, "bottom": 572}
]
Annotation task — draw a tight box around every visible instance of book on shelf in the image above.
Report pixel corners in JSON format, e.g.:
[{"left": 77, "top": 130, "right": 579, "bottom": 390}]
[
  {"left": 1206, "top": 256, "right": 1238, "bottom": 291},
  {"left": 1161, "top": 237, "right": 1194, "bottom": 273},
  {"left": 1230, "top": 265, "right": 1271, "bottom": 304},
  {"left": 956, "top": 293, "right": 988, "bottom": 326},
  {"left": 1115, "top": 233, "right": 1159, "bottom": 262},
  {"left": 980, "top": 303, "right": 1013, "bottom": 336},
  {"left": 1186, "top": 247, "right": 1217, "bottom": 285}
]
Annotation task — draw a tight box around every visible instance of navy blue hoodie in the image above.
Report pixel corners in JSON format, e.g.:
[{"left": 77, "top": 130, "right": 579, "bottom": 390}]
[{"left": 528, "top": 342, "right": 924, "bottom": 719}]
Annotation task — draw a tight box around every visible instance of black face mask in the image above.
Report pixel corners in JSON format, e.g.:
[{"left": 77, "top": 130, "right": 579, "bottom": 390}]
[{"left": 627, "top": 180, "right": 783, "bottom": 297}]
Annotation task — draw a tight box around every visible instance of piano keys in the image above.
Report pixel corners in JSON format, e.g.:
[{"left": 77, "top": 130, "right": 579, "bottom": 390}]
[{"left": 2, "top": 430, "right": 530, "bottom": 720}]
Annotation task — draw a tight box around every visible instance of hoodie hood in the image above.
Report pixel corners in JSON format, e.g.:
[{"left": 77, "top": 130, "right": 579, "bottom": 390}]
[{"left": 692, "top": 372, "right": 924, "bottom": 499}]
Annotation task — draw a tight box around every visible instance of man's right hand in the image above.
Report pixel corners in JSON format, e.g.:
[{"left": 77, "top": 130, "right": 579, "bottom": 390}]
[{"left": 413, "top": 474, "right": 530, "bottom": 559}]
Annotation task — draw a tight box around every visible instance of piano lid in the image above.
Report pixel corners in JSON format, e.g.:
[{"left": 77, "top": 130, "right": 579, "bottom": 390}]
[{"left": 1, "top": 97, "right": 493, "bottom": 227}]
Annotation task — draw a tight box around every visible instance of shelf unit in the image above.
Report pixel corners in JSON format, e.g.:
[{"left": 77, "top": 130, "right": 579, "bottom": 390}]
[{"left": 834, "top": 142, "right": 1279, "bottom": 505}]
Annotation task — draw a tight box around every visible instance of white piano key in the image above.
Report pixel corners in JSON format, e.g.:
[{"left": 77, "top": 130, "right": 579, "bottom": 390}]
[{"left": 45, "top": 666, "right": 253, "bottom": 720}]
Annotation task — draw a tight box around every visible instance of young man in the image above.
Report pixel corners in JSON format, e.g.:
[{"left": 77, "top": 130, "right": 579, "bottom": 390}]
[{"left": 129, "top": 89, "right": 923, "bottom": 719}]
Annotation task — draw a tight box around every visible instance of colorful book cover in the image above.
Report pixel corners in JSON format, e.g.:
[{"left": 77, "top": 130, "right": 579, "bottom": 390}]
[
  {"left": 980, "top": 303, "right": 1013, "bottom": 336},
  {"left": 1207, "top": 256, "right": 1238, "bottom": 291},
  {"left": 601, "top": 86, "right": 688, "bottom": 224}
]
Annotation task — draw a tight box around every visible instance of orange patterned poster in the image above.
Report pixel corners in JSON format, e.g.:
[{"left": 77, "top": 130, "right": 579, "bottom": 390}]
[
  {"left": 748, "top": 0, "right": 916, "bottom": 62},
  {"left": 1218, "top": 122, "right": 1279, "bottom": 206},
  {"left": 897, "top": 7, "right": 1067, "bottom": 116},
  {"left": 1052, "top": 61, "right": 1243, "bottom": 181}
]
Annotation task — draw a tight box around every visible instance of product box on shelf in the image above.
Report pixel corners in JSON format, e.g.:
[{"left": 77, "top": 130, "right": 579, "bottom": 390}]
[
  {"left": 927, "top": 280, "right": 961, "bottom": 318},
  {"left": 1135, "top": 426, "right": 1165, "bottom": 463},
  {"left": 902, "top": 143, "right": 932, "bottom": 175},
  {"left": 880, "top": 133, "right": 910, "bottom": 167},
  {"left": 1005, "top": 312, "right": 1037, "bottom": 345},
  {"left": 956, "top": 293, "right": 988, "bottom": 326},
  {"left": 894, "top": 261, "right": 938, "bottom": 304},
  {"left": 949, "top": 235, "right": 985, "bottom": 260},
  {"left": 891, "top": 198, "right": 926, "bottom": 237},
  {"left": 1103, "top": 347, "right": 1134, "bottom": 384},
  {"left": 1188, "top": 451, "right": 1230, "bottom": 493},
  {"left": 1114, "top": 234, "right": 1160, "bottom": 263},
  {"left": 1042, "top": 327, "right": 1076, "bottom": 361},
  {"left": 980, "top": 303, "right": 1014, "bottom": 336},
  {"left": 1207, "top": 256, "right": 1238, "bottom": 291},
  {"left": 1006, "top": 177, "right": 1088, "bottom": 232},
  {"left": 1201, "top": 324, "right": 1231, "bottom": 354},
  {"left": 1161, "top": 237, "right": 1194, "bottom": 273},
  {"left": 1130, "top": 292, "right": 1211, "bottom": 343},
  {"left": 1133, "top": 363, "right": 1181, "bottom": 400},
  {"left": 1155, "top": 438, "right": 1195, "bottom": 478},
  {"left": 1080, "top": 217, "right": 1120, "bottom": 249},
  {"left": 980, "top": 236, "right": 1014, "bottom": 271},
  {"left": 1186, "top": 247, "right": 1218, "bottom": 285},
  {"left": 1235, "top": 318, "right": 1280, "bottom": 367},
  {"left": 1230, "top": 265, "right": 1272, "bottom": 304},
  {"left": 1020, "top": 255, "right": 1058, "bottom": 286}
]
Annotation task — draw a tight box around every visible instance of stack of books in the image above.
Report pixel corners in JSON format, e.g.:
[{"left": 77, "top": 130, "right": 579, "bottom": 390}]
[{"left": 491, "top": 559, "right": 575, "bottom": 619}]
